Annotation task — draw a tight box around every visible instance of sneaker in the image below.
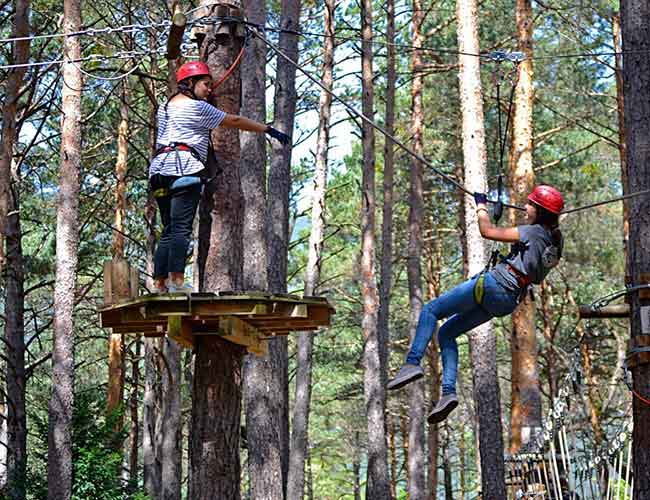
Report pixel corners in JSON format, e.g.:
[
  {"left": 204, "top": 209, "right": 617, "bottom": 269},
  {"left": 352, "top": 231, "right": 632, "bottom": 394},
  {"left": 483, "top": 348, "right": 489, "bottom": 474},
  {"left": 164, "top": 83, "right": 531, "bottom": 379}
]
[
  {"left": 168, "top": 283, "right": 194, "bottom": 294},
  {"left": 387, "top": 364, "right": 424, "bottom": 391},
  {"left": 427, "top": 394, "right": 458, "bottom": 424}
]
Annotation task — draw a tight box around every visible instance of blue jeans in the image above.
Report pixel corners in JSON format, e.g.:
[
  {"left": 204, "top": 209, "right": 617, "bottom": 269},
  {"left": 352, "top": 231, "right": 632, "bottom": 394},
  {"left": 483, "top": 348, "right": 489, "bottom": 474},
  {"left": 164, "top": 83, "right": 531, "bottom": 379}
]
[
  {"left": 152, "top": 180, "right": 202, "bottom": 279},
  {"left": 405, "top": 272, "right": 519, "bottom": 395}
]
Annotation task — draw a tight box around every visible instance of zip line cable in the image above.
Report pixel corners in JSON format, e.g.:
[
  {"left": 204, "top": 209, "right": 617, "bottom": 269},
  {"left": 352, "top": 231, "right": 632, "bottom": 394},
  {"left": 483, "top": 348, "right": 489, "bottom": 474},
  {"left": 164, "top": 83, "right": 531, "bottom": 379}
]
[
  {"left": 253, "top": 25, "right": 650, "bottom": 216},
  {"left": 4, "top": 15, "right": 649, "bottom": 215},
  {"left": 249, "top": 25, "right": 525, "bottom": 212}
]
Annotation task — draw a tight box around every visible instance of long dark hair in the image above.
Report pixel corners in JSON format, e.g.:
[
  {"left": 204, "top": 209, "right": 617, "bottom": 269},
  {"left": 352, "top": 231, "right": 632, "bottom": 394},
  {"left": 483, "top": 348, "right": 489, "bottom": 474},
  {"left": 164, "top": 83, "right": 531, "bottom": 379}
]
[
  {"left": 164, "top": 77, "right": 201, "bottom": 113},
  {"left": 532, "top": 203, "right": 563, "bottom": 256}
]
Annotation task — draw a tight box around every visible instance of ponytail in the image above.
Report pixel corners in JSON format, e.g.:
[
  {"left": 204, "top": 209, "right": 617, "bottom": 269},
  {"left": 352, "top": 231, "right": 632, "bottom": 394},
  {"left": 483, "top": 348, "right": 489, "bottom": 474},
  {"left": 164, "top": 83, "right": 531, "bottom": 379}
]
[
  {"left": 164, "top": 79, "right": 199, "bottom": 114},
  {"left": 533, "top": 203, "right": 563, "bottom": 258}
]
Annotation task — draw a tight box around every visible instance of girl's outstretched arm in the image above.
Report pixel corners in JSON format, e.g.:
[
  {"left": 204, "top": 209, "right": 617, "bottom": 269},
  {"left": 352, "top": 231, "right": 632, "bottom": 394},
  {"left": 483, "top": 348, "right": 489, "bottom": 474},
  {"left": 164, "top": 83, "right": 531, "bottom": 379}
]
[{"left": 474, "top": 194, "right": 520, "bottom": 243}]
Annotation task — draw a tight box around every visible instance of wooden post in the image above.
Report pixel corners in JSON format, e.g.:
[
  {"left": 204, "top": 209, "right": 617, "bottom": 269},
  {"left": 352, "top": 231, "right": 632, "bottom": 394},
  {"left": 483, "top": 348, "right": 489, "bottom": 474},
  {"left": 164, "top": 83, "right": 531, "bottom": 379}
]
[
  {"left": 104, "top": 258, "right": 139, "bottom": 418},
  {"left": 103, "top": 257, "right": 139, "bottom": 306},
  {"left": 578, "top": 304, "right": 630, "bottom": 319},
  {"left": 166, "top": 6, "right": 186, "bottom": 60}
]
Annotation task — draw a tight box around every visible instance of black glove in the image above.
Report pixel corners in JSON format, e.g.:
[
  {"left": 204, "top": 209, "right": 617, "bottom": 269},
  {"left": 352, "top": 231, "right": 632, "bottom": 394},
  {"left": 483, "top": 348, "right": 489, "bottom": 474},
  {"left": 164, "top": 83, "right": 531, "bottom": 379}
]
[
  {"left": 473, "top": 192, "right": 488, "bottom": 205},
  {"left": 266, "top": 126, "right": 291, "bottom": 145},
  {"left": 493, "top": 200, "right": 503, "bottom": 222}
]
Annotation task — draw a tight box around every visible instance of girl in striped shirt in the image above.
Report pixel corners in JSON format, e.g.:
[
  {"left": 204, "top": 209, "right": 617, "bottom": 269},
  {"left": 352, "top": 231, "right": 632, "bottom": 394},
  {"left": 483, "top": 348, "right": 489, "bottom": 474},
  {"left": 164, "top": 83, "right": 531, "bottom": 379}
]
[{"left": 150, "top": 61, "right": 289, "bottom": 293}]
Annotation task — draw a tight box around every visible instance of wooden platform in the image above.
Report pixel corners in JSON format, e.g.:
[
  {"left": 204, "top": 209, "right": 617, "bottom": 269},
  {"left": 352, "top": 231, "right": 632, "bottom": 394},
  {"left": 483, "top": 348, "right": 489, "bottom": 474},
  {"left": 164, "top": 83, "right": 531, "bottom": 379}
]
[{"left": 98, "top": 291, "right": 335, "bottom": 356}]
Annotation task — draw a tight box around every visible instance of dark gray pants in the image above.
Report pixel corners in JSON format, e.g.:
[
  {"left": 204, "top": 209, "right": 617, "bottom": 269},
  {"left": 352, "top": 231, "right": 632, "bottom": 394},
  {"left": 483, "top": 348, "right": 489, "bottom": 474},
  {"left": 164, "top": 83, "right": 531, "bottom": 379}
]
[{"left": 153, "top": 181, "right": 201, "bottom": 279}]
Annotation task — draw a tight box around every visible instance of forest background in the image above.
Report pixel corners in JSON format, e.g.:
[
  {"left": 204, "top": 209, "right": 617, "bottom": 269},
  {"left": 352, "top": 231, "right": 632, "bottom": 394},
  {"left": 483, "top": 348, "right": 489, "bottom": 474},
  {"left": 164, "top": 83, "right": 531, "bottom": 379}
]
[{"left": 0, "top": 0, "right": 636, "bottom": 498}]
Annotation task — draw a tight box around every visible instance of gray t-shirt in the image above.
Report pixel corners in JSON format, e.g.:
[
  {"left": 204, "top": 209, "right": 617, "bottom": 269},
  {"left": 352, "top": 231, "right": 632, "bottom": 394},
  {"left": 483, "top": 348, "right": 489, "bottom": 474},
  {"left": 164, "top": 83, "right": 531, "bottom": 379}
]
[{"left": 491, "top": 224, "right": 562, "bottom": 291}]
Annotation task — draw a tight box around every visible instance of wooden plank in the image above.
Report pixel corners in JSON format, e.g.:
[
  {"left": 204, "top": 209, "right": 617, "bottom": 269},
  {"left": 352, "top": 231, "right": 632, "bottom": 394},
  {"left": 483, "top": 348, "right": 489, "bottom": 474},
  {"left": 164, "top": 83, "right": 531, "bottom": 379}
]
[
  {"left": 111, "top": 326, "right": 161, "bottom": 334},
  {"left": 578, "top": 304, "right": 629, "bottom": 319},
  {"left": 167, "top": 316, "right": 194, "bottom": 349},
  {"left": 215, "top": 316, "right": 267, "bottom": 357},
  {"left": 190, "top": 301, "right": 269, "bottom": 317}
]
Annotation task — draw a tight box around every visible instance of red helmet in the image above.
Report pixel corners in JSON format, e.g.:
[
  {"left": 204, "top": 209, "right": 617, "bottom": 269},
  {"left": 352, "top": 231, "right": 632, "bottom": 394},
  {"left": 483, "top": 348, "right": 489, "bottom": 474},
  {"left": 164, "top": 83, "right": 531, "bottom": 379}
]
[
  {"left": 528, "top": 185, "right": 564, "bottom": 214},
  {"left": 176, "top": 61, "right": 211, "bottom": 83}
]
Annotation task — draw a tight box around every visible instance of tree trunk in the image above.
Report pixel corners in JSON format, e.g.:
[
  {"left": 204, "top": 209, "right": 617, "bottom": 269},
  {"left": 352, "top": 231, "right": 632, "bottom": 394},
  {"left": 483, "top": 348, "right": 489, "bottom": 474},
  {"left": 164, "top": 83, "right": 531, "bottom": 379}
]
[
  {"left": 456, "top": 0, "right": 507, "bottom": 496},
  {"left": 378, "top": 0, "right": 395, "bottom": 392},
  {"left": 47, "top": 0, "right": 82, "bottom": 496},
  {"left": 612, "top": 14, "right": 629, "bottom": 262},
  {"left": 508, "top": 0, "right": 541, "bottom": 454},
  {"left": 129, "top": 341, "right": 140, "bottom": 484},
  {"left": 0, "top": 0, "right": 30, "bottom": 275},
  {"left": 442, "top": 426, "right": 453, "bottom": 499},
  {"left": 360, "top": 1, "right": 390, "bottom": 498},
  {"left": 161, "top": 340, "right": 182, "bottom": 500},
  {"left": 190, "top": 14, "right": 246, "bottom": 498},
  {"left": 5, "top": 159, "right": 26, "bottom": 500},
  {"left": 143, "top": 41, "right": 161, "bottom": 494},
  {"left": 240, "top": 1, "right": 286, "bottom": 498},
  {"left": 266, "top": 0, "right": 301, "bottom": 494},
  {"left": 287, "top": 1, "right": 334, "bottom": 498},
  {"left": 407, "top": 1, "right": 427, "bottom": 498},
  {"left": 0, "top": 1, "right": 30, "bottom": 497},
  {"left": 426, "top": 227, "right": 442, "bottom": 499},
  {"left": 107, "top": 84, "right": 129, "bottom": 424},
  {"left": 620, "top": 2, "right": 650, "bottom": 496}
]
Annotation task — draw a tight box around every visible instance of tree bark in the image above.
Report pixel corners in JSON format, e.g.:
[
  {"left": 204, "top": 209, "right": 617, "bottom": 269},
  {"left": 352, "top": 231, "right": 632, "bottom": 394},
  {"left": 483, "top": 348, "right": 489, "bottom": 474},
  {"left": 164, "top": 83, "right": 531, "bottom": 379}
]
[
  {"left": 0, "top": 1, "right": 30, "bottom": 497},
  {"left": 190, "top": 13, "right": 246, "bottom": 498},
  {"left": 5, "top": 160, "right": 26, "bottom": 500},
  {"left": 456, "top": 0, "right": 507, "bottom": 496},
  {"left": 240, "top": 1, "right": 286, "bottom": 498},
  {"left": 161, "top": 339, "right": 182, "bottom": 500},
  {"left": 620, "top": 1, "right": 650, "bottom": 496},
  {"left": 107, "top": 84, "right": 129, "bottom": 424},
  {"left": 47, "top": 0, "right": 82, "bottom": 496},
  {"left": 407, "top": 1, "right": 427, "bottom": 498},
  {"left": 266, "top": 0, "right": 302, "bottom": 494},
  {"left": 129, "top": 340, "right": 140, "bottom": 484},
  {"left": 612, "top": 14, "right": 629, "bottom": 261},
  {"left": 0, "top": 0, "right": 30, "bottom": 276},
  {"left": 360, "top": 1, "right": 390, "bottom": 498},
  {"left": 378, "top": 0, "right": 395, "bottom": 392},
  {"left": 426, "top": 226, "right": 442, "bottom": 499},
  {"left": 287, "top": 1, "right": 334, "bottom": 498},
  {"left": 508, "top": 0, "right": 541, "bottom": 454}
]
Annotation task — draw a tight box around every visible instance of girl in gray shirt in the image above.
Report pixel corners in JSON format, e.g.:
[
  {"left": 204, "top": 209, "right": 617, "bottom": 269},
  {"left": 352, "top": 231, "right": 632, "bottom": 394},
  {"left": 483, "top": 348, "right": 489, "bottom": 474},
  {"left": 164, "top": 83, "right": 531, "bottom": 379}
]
[{"left": 387, "top": 185, "right": 564, "bottom": 424}]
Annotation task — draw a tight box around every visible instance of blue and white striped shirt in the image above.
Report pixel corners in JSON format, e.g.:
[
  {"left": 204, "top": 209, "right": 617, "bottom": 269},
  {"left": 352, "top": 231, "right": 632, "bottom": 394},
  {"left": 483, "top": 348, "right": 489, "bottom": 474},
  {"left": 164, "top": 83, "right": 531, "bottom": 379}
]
[{"left": 149, "top": 99, "right": 226, "bottom": 178}]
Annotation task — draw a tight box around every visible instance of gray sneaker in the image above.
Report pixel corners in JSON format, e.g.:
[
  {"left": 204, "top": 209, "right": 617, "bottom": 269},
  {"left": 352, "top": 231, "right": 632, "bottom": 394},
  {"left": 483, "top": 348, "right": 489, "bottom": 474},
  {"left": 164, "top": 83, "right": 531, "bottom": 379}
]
[
  {"left": 427, "top": 394, "right": 458, "bottom": 424},
  {"left": 168, "top": 283, "right": 194, "bottom": 294},
  {"left": 387, "top": 364, "right": 424, "bottom": 391}
]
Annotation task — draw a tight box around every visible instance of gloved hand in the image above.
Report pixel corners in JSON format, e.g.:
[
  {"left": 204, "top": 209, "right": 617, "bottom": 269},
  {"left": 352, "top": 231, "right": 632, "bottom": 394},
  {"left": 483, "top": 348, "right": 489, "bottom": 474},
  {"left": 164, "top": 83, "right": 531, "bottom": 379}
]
[
  {"left": 493, "top": 200, "right": 503, "bottom": 222},
  {"left": 473, "top": 192, "right": 488, "bottom": 205},
  {"left": 266, "top": 126, "right": 291, "bottom": 145}
]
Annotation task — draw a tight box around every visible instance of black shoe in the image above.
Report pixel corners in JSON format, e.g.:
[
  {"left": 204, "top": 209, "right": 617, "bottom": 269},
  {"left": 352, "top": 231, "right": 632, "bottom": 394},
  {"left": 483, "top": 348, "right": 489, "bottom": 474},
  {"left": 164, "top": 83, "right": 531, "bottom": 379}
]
[
  {"left": 427, "top": 394, "right": 458, "bottom": 424},
  {"left": 387, "top": 364, "right": 424, "bottom": 391}
]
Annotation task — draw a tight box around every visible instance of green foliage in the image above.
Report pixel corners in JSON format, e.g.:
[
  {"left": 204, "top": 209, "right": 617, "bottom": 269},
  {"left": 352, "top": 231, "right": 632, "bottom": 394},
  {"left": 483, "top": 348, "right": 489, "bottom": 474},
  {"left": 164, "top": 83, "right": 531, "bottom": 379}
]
[{"left": 23, "top": 389, "right": 148, "bottom": 500}]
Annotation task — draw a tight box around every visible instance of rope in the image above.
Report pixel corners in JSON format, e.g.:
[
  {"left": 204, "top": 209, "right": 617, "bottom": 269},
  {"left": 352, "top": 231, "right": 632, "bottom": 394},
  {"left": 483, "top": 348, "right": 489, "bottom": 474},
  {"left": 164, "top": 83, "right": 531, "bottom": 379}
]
[
  {"left": 0, "top": 48, "right": 160, "bottom": 71},
  {"left": 211, "top": 37, "right": 247, "bottom": 91},
  {"left": 249, "top": 26, "right": 525, "bottom": 211},
  {"left": 562, "top": 188, "right": 650, "bottom": 214}
]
